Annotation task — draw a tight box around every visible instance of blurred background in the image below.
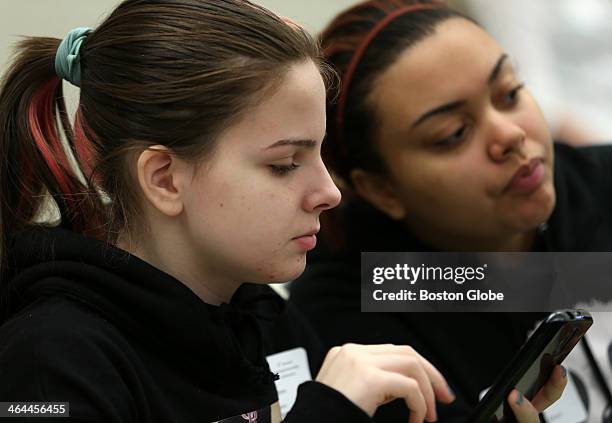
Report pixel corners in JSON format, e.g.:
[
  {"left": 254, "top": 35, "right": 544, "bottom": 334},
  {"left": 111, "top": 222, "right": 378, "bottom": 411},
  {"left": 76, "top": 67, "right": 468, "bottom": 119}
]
[
  {"left": 2, "top": 0, "right": 611, "bottom": 144},
  {"left": 2, "top": 0, "right": 611, "bottom": 295},
  {"left": 0, "top": 0, "right": 612, "bottom": 145}
]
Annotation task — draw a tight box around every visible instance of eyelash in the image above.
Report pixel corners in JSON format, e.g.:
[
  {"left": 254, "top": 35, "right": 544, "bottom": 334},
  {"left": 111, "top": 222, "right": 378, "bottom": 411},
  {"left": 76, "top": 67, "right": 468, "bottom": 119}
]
[
  {"left": 269, "top": 163, "right": 300, "bottom": 176},
  {"left": 502, "top": 83, "right": 525, "bottom": 106},
  {"left": 433, "top": 83, "right": 525, "bottom": 148},
  {"left": 434, "top": 125, "right": 468, "bottom": 147}
]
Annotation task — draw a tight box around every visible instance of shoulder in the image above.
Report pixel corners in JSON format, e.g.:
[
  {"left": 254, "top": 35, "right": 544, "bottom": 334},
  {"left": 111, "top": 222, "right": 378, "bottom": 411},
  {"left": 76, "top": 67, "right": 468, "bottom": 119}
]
[
  {"left": 0, "top": 296, "right": 135, "bottom": 420},
  {"left": 554, "top": 142, "right": 612, "bottom": 186},
  {"left": 547, "top": 143, "right": 612, "bottom": 250},
  {"left": 553, "top": 142, "right": 612, "bottom": 207},
  {"left": 1, "top": 295, "right": 123, "bottom": 355}
]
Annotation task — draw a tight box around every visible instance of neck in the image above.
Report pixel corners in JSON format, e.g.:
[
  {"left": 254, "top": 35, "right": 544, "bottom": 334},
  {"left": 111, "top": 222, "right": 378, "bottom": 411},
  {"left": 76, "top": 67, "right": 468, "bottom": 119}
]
[
  {"left": 116, "top": 228, "right": 240, "bottom": 306},
  {"left": 405, "top": 223, "right": 537, "bottom": 252}
]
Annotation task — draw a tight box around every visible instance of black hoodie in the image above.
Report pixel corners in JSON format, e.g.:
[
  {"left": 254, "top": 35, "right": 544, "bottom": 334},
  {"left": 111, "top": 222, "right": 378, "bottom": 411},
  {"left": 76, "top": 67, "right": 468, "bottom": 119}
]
[{"left": 0, "top": 227, "right": 371, "bottom": 423}]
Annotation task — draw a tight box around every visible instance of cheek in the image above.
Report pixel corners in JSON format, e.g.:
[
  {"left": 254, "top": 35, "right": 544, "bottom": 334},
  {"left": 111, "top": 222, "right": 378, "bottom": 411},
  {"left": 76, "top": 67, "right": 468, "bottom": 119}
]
[
  {"left": 185, "top": 169, "right": 254, "bottom": 239},
  {"left": 520, "top": 97, "right": 553, "bottom": 144},
  {"left": 193, "top": 171, "right": 299, "bottom": 246},
  {"left": 391, "top": 151, "right": 490, "bottom": 206},
  {"left": 239, "top": 184, "right": 297, "bottom": 232}
]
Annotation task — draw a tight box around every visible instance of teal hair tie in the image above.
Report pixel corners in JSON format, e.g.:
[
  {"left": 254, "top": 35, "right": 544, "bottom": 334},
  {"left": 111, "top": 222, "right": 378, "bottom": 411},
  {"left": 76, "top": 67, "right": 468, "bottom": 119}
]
[{"left": 55, "top": 27, "right": 92, "bottom": 87}]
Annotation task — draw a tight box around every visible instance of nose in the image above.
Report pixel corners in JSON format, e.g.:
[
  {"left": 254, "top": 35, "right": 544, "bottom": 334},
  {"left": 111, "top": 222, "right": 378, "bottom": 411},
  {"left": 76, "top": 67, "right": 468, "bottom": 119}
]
[
  {"left": 302, "top": 160, "right": 342, "bottom": 213},
  {"left": 486, "top": 111, "right": 527, "bottom": 163}
]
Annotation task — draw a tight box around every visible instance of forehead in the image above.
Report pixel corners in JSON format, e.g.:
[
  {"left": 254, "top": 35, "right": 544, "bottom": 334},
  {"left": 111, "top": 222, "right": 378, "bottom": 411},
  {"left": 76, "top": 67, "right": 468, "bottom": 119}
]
[
  {"left": 369, "top": 17, "right": 505, "bottom": 125},
  {"left": 218, "top": 60, "right": 327, "bottom": 152}
]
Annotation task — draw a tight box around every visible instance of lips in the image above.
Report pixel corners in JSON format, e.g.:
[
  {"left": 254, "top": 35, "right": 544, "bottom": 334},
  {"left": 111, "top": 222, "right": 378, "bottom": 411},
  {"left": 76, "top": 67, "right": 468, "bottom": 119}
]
[
  {"left": 292, "top": 228, "right": 319, "bottom": 251},
  {"left": 505, "top": 158, "right": 545, "bottom": 194}
]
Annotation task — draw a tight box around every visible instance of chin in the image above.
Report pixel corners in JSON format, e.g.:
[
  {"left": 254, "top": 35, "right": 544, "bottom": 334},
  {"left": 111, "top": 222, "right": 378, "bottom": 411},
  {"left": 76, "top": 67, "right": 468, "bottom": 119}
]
[
  {"left": 515, "top": 185, "right": 556, "bottom": 230},
  {"left": 251, "top": 259, "right": 306, "bottom": 284},
  {"left": 281, "top": 262, "right": 308, "bottom": 283}
]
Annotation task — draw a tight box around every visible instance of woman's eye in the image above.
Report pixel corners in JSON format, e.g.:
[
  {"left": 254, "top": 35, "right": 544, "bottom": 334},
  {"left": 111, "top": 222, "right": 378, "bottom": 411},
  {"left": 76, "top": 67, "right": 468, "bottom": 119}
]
[
  {"left": 269, "top": 162, "right": 300, "bottom": 176},
  {"left": 502, "top": 83, "right": 525, "bottom": 106},
  {"left": 434, "top": 125, "right": 467, "bottom": 147}
]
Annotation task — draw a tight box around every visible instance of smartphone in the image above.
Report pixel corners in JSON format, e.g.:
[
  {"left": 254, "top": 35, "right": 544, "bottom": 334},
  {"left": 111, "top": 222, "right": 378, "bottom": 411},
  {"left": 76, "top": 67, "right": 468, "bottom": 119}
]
[{"left": 469, "top": 309, "right": 593, "bottom": 423}]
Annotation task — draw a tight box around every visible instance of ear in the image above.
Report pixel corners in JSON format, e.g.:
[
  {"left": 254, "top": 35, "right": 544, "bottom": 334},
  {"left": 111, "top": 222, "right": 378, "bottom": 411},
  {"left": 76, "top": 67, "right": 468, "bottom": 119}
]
[
  {"left": 136, "top": 145, "right": 186, "bottom": 217},
  {"left": 350, "top": 168, "right": 406, "bottom": 220}
]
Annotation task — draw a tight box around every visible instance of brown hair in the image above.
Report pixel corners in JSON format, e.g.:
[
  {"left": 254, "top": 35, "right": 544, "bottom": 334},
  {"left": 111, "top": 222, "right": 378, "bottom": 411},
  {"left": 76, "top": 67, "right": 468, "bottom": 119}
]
[
  {"left": 321, "top": 0, "right": 468, "bottom": 184},
  {"left": 0, "top": 0, "right": 335, "bottom": 276},
  {"left": 317, "top": 0, "right": 471, "bottom": 247}
]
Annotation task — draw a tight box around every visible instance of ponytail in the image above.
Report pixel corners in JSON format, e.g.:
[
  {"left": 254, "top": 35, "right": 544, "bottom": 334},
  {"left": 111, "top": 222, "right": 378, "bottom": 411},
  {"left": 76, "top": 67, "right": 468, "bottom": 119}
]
[{"left": 0, "top": 37, "right": 105, "bottom": 277}]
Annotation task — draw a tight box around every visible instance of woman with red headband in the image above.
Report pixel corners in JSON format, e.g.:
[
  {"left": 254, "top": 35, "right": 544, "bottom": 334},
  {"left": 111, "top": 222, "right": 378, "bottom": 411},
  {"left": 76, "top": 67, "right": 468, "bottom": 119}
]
[{"left": 290, "top": 0, "right": 610, "bottom": 421}]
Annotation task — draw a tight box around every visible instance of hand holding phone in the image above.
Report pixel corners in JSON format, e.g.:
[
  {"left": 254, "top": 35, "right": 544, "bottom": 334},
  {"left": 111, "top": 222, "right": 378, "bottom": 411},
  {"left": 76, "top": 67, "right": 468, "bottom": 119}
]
[{"left": 470, "top": 309, "right": 593, "bottom": 423}]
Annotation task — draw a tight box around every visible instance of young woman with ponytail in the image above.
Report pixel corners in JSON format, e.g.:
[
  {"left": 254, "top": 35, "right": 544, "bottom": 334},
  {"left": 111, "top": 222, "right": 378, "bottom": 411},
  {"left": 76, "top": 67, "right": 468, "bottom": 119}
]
[{"left": 0, "top": 1, "right": 463, "bottom": 422}]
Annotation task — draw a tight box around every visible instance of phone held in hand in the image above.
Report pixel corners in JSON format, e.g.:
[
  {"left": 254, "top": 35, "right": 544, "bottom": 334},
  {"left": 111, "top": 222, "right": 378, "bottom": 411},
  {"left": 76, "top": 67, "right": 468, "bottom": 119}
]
[{"left": 470, "top": 309, "right": 593, "bottom": 423}]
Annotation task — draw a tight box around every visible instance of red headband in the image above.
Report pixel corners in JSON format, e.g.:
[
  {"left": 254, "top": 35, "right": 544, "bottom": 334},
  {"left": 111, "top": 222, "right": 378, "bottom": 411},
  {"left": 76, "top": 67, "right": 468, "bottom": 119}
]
[{"left": 335, "top": 2, "right": 442, "bottom": 152}]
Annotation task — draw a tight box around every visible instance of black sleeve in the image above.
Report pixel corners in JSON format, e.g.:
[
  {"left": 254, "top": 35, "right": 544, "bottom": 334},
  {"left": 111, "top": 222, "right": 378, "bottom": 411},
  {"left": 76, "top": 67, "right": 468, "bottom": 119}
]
[
  {"left": 0, "top": 301, "right": 136, "bottom": 423},
  {"left": 283, "top": 381, "right": 372, "bottom": 423}
]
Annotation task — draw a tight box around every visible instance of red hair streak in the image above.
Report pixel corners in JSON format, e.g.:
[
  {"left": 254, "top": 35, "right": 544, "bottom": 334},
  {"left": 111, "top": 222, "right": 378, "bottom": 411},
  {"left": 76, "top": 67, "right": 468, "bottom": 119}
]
[
  {"left": 27, "top": 77, "right": 82, "bottom": 224},
  {"left": 74, "top": 108, "right": 95, "bottom": 180}
]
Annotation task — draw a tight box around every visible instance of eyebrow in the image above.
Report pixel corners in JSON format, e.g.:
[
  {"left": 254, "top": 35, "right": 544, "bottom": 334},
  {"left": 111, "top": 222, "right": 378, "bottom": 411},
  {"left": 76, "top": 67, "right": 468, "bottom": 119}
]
[
  {"left": 411, "top": 54, "right": 510, "bottom": 129},
  {"left": 264, "top": 139, "right": 317, "bottom": 150},
  {"left": 488, "top": 54, "right": 509, "bottom": 84}
]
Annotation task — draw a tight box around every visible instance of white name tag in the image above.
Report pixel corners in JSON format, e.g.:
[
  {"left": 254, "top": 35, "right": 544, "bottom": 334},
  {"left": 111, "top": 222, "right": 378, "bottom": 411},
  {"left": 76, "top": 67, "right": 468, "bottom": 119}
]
[
  {"left": 266, "top": 347, "right": 312, "bottom": 418},
  {"left": 542, "top": 373, "right": 588, "bottom": 423}
]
